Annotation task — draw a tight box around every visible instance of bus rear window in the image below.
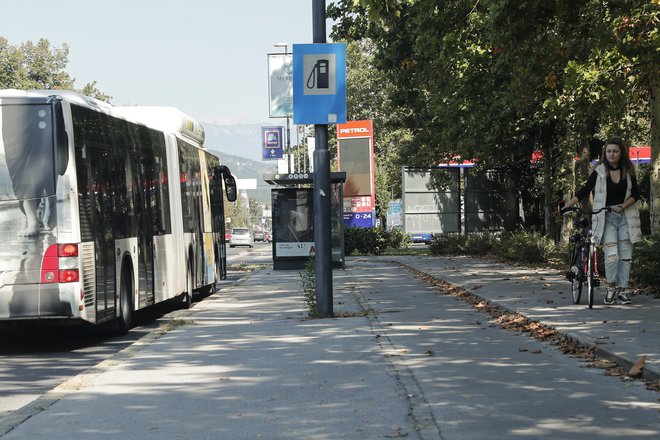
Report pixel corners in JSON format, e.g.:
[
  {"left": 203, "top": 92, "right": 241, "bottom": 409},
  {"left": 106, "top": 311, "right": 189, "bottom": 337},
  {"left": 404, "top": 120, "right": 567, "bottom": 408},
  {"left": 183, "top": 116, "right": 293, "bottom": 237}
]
[{"left": 0, "top": 104, "right": 56, "bottom": 200}]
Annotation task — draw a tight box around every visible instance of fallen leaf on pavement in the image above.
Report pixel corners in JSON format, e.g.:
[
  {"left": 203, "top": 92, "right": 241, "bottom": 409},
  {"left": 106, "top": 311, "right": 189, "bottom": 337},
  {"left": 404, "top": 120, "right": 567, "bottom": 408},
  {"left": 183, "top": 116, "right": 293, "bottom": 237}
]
[
  {"left": 592, "top": 359, "right": 618, "bottom": 369},
  {"left": 628, "top": 355, "right": 647, "bottom": 378},
  {"left": 384, "top": 426, "right": 409, "bottom": 438}
]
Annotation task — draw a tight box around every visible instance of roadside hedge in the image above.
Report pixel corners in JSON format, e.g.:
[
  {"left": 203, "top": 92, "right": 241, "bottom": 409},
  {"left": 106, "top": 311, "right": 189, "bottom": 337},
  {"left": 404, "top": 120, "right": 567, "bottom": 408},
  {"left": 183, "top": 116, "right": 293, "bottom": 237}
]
[{"left": 341, "top": 227, "right": 658, "bottom": 292}]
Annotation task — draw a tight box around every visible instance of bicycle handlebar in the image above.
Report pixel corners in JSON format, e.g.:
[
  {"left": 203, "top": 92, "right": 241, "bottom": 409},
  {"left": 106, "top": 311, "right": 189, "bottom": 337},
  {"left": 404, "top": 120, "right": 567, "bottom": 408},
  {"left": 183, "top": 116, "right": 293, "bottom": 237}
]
[{"left": 561, "top": 205, "right": 612, "bottom": 217}]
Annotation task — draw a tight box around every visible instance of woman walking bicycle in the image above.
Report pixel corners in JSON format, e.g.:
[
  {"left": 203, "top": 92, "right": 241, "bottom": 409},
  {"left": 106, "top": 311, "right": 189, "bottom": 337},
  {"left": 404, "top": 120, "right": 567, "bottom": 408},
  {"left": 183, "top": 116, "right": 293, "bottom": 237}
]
[{"left": 560, "top": 137, "right": 642, "bottom": 305}]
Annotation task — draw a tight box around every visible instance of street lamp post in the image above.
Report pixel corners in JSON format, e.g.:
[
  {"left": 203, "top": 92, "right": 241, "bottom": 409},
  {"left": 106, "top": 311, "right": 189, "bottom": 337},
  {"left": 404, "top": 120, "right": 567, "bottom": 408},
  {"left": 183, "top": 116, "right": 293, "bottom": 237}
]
[{"left": 274, "top": 42, "right": 292, "bottom": 174}]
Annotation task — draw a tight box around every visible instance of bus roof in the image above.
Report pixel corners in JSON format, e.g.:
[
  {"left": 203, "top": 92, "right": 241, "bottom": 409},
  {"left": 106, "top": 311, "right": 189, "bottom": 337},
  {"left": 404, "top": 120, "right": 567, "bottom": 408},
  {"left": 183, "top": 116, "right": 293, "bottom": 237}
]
[
  {"left": 113, "top": 106, "right": 205, "bottom": 146},
  {"left": 0, "top": 89, "right": 205, "bottom": 147}
]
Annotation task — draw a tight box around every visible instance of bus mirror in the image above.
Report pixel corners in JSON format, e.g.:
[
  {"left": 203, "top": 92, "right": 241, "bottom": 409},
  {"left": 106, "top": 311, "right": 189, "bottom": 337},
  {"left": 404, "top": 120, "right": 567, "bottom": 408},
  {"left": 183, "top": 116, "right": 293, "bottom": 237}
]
[
  {"left": 214, "top": 165, "right": 237, "bottom": 202},
  {"left": 224, "top": 175, "right": 237, "bottom": 202}
]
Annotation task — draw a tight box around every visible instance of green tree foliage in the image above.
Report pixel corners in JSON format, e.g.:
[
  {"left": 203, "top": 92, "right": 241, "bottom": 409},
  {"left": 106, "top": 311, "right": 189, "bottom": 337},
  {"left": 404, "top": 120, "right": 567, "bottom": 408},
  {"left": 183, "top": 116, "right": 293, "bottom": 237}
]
[
  {"left": 80, "top": 80, "right": 113, "bottom": 102},
  {"left": 328, "top": 0, "right": 658, "bottom": 235},
  {"left": 0, "top": 37, "right": 74, "bottom": 89},
  {"left": 0, "top": 36, "right": 111, "bottom": 102},
  {"left": 225, "top": 193, "right": 249, "bottom": 228}
]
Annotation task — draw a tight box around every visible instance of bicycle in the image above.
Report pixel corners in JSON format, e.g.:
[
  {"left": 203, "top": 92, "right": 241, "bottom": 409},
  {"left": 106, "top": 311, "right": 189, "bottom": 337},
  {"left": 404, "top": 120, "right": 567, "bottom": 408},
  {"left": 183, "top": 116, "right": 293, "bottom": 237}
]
[{"left": 562, "top": 206, "right": 611, "bottom": 309}]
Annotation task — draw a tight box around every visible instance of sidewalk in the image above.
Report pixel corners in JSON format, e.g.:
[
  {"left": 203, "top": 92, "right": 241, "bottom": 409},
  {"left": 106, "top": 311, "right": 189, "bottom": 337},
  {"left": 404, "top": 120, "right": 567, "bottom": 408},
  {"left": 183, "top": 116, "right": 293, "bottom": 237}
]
[
  {"left": 384, "top": 255, "right": 660, "bottom": 380},
  {"left": 1, "top": 256, "right": 659, "bottom": 439}
]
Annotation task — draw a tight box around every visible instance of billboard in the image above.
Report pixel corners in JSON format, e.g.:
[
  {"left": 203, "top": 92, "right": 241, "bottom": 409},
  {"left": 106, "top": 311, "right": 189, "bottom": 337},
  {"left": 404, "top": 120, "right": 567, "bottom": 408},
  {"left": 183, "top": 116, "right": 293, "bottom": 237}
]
[
  {"left": 268, "top": 53, "right": 293, "bottom": 118},
  {"left": 337, "top": 120, "right": 375, "bottom": 227}
]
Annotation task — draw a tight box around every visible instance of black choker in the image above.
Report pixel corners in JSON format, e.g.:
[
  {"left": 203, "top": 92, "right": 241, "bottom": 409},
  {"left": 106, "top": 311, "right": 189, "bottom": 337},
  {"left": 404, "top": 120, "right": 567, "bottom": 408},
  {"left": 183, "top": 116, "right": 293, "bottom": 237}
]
[{"left": 609, "top": 165, "right": 620, "bottom": 171}]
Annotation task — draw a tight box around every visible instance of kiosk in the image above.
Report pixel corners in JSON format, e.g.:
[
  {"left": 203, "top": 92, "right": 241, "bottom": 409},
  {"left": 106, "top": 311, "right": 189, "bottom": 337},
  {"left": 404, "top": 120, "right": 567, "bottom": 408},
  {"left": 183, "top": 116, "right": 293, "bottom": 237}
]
[{"left": 264, "top": 173, "right": 346, "bottom": 270}]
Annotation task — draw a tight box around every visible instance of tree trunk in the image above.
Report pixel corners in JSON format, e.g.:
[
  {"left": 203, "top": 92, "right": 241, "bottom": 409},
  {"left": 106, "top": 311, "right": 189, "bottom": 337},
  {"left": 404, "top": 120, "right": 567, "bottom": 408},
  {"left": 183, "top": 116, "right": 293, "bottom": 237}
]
[
  {"left": 650, "top": 77, "right": 660, "bottom": 234},
  {"left": 543, "top": 143, "right": 556, "bottom": 240}
]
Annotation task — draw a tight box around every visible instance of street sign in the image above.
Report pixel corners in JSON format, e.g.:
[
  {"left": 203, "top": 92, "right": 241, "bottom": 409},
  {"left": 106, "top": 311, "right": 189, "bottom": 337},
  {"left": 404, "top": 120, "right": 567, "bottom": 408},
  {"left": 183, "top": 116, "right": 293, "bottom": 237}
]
[
  {"left": 261, "top": 126, "right": 284, "bottom": 160},
  {"left": 292, "top": 43, "right": 346, "bottom": 125}
]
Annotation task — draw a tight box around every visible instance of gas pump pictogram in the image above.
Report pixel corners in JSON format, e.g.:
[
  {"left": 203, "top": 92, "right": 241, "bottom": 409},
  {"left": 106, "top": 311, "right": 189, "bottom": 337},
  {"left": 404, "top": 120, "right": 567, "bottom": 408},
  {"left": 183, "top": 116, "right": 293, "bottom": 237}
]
[
  {"left": 302, "top": 54, "right": 335, "bottom": 96},
  {"left": 306, "top": 59, "right": 329, "bottom": 89}
]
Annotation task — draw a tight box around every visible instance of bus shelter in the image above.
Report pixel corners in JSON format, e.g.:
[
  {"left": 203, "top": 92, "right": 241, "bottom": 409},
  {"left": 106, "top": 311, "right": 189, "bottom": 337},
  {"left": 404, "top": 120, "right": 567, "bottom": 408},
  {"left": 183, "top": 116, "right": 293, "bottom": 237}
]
[{"left": 264, "top": 173, "right": 346, "bottom": 270}]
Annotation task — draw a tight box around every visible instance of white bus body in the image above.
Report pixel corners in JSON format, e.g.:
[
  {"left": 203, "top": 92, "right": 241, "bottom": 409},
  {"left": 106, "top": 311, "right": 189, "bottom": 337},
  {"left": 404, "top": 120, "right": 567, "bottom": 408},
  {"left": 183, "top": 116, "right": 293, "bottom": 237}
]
[{"left": 0, "top": 90, "right": 235, "bottom": 332}]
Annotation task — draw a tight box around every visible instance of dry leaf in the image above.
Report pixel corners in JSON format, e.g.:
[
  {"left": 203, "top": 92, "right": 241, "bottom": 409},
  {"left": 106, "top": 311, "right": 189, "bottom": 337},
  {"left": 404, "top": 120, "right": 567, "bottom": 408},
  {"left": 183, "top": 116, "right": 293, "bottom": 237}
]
[
  {"left": 628, "top": 355, "right": 647, "bottom": 378},
  {"left": 384, "top": 426, "right": 409, "bottom": 438}
]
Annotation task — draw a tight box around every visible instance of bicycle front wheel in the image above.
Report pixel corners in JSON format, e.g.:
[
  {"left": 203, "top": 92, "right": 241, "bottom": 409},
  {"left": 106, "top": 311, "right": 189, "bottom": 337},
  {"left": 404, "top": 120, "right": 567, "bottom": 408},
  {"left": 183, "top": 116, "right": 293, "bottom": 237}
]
[
  {"left": 587, "top": 246, "right": 595, "bottom": 309},
  {"left": 570, "top": 244, "right": 584, "bottom": 304},
  {"left": 571, "top": 269, "right": 583, "bottom": 304}
]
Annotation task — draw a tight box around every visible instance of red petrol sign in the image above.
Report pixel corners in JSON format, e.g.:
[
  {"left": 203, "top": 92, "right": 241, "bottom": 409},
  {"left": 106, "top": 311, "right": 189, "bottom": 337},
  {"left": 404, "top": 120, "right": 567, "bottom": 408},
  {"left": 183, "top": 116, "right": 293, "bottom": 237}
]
[{"left": 337, "top": 120, "right": 373, "bottom": 138}]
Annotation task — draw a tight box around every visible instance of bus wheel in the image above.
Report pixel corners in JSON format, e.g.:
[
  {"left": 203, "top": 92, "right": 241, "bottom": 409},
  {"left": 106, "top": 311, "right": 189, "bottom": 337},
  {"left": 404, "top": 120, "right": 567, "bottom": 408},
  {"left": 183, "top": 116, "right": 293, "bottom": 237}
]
[
  {"left": 183, "top": 263, "right": 194, "bottom": 309},
  {"left": 114, "top": 270, "right": 133, "bottom": 335}
]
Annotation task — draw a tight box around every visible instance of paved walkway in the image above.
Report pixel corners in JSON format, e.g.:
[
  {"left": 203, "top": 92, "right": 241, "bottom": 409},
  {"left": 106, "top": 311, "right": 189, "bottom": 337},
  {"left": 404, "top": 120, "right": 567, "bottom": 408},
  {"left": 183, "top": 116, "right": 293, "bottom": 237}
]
[
  {"left": 1, "top": 256, "right": 658, "bottom": 439},
  {"left": 385, "top": 255, "right": 660, "bottom": 380}
]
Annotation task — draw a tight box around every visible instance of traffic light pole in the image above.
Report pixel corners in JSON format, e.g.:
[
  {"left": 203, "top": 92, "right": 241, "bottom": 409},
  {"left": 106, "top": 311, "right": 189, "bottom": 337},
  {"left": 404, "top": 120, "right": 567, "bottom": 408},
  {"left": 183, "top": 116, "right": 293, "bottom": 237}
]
[{"left": 312, "top": 0, "right": 333, "bottom": 318}]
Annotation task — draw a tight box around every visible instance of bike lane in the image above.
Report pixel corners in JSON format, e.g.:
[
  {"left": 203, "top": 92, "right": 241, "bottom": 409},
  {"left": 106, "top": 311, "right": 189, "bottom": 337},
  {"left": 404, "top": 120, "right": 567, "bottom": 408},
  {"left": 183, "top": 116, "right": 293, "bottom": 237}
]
[
  {"left": 344, "top": 257, "right": 660, "bottom": 439},
  {"left": 382, "top": 255, "right": 660, "bottom": 381}
]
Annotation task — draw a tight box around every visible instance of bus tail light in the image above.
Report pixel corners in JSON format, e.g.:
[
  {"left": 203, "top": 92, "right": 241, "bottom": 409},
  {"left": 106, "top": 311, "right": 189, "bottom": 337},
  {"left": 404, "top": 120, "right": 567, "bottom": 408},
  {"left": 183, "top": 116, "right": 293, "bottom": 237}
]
[
  {"left": 58, "top": 244, "right": 78, "bottom": 257},
  {"left": 59, "top": 269, "right": 79, "bottom": 283},
  {"left": 41, "top": 244, "right": 80, "bottom": 283}
]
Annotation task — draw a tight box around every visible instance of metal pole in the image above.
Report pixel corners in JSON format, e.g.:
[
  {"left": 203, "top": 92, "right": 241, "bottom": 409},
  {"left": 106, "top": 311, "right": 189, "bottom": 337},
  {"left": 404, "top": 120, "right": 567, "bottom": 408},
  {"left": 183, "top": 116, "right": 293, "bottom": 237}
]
[
  {"left": 312, "top": 0, "right": 332, "bottom": 317},
  {"left": 296, "top": 125, "right": 300, "bottom": 173},
  {"left": 286, "top": 115, "right": 291, "bottom": 174}
]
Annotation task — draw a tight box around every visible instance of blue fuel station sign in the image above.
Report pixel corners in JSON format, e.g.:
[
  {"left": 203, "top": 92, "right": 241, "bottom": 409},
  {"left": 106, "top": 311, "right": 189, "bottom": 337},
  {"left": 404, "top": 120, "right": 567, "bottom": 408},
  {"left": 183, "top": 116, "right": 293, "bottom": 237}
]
[{"left": 292, "top": 43, "right": 346, "bottom": 125}]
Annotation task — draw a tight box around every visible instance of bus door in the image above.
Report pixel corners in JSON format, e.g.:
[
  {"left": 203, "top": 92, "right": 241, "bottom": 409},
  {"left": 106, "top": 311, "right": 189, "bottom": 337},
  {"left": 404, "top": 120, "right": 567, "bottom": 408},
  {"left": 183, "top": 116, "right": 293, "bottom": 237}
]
[
  {"left": 136, "top": 144, "right": 155, "bottom": 307},
  {"left": 87, "top": 148, "right": 116, "bottom": 320}
]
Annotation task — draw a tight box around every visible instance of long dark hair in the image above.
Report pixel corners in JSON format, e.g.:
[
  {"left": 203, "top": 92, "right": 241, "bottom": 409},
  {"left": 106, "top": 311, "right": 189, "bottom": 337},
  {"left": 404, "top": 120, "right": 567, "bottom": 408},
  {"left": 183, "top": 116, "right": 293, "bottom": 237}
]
[{"left": 600, "top": 137, "right": 635, "bottom": 178}]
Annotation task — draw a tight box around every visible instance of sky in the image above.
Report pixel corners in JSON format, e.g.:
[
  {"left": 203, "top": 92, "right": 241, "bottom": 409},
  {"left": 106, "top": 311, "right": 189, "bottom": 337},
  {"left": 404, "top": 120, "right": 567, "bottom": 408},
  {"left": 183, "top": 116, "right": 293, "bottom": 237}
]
[{"left": 1, "top": 0, "right": 334, "bottom": 126}]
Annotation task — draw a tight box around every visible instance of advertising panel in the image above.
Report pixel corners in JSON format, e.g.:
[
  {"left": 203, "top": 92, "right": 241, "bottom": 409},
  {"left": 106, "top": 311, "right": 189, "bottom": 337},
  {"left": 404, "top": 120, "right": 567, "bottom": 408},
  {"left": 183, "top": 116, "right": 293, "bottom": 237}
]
[
  {"left": 337, "top": 120, "right": 375, "bottom": 227},
  {"left": 268, "top": 54, "right": 293, "bottom": 118}
]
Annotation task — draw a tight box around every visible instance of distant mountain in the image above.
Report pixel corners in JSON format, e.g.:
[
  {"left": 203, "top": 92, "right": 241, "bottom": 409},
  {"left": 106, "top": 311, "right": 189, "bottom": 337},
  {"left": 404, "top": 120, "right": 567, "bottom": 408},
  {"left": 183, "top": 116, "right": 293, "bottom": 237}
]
[
  {"left": 206, "top": 149, "right": 278, "bottom": 207},
  {"left": 202, "top": 121, "right": 291, "bottom": 207},
  {"left": 203, "top": 121, "right": 286, "bottom": 162}
]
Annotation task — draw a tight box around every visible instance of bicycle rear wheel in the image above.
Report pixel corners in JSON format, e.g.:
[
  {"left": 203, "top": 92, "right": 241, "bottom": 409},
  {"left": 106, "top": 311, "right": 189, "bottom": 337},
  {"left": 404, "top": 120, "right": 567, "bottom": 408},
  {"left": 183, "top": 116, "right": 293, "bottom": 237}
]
[{"left": 587, "top": 246, "right": 595, "bottom": 309}]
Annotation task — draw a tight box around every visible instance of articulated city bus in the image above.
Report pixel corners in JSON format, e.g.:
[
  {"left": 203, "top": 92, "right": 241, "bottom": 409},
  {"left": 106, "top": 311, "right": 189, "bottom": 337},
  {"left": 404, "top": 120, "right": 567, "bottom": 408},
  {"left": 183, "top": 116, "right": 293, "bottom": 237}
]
[{"left": 0, "top": 90, "right": 237, "bottom": 333}]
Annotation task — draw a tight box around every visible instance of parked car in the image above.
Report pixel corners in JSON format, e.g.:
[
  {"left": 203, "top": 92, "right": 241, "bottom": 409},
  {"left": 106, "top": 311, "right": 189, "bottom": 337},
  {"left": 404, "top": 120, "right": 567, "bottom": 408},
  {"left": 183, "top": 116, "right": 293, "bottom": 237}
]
[
  {"left": 411, "top": 233, "right": 433, "bottom": 244},
  {"left": 253, "top": 230, "right": 265, "bottom": 242},
  {"left": 229, "top": 227, "right": 253, "bottom": 248}
]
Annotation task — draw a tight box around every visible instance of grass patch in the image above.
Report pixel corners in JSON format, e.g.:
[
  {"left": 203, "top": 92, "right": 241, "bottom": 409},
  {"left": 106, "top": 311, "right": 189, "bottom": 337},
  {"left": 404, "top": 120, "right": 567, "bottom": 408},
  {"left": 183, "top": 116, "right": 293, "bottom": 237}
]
[{"left": 159, "top": 318, "right": 194, "bottom": 332}]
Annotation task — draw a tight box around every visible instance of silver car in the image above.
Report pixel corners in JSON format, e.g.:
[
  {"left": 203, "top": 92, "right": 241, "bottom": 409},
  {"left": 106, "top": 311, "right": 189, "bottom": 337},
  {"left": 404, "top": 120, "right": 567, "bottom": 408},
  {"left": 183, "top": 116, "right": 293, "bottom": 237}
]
[{"left": 229, "top": 227, "right": 253, "bottom": 248}]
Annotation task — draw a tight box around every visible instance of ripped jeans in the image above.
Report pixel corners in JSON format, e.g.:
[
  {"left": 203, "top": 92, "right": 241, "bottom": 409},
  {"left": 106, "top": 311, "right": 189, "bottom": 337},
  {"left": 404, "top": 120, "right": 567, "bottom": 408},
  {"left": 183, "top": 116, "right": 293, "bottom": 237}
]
[{"left": 601, "top": 211, "right": 634, "bottom": 289}]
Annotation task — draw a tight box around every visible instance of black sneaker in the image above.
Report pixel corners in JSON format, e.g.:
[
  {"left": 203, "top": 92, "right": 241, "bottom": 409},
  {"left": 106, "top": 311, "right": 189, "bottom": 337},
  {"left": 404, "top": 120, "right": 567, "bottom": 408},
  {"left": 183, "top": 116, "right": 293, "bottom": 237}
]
[
  {"left": 617, "top": 292, "right": 632, "bottom": 305},
  {"left": 604, "top": 287, "right": 616, "bottom": 305}
]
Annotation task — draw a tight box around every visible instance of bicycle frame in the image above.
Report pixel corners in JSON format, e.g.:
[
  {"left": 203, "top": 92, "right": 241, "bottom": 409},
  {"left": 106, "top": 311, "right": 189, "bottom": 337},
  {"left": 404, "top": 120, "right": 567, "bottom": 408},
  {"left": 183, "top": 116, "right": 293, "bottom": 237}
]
[{"left": 563, "top": 206, "right": 609, "bottom": 309}]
